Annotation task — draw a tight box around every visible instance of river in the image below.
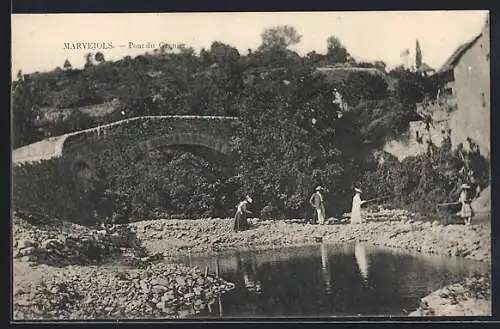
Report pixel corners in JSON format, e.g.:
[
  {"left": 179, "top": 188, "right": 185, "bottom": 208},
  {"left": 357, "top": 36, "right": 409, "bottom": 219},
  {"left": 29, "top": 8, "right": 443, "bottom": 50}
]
[{"left": 169, "top": 242, "right": 489, "bottom": 318}]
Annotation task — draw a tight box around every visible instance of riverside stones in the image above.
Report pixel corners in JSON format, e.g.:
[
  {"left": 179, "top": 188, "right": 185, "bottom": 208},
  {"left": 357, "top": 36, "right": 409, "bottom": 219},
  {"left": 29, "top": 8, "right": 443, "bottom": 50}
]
[
  {"left": 14, "top": 262, "right": 234, "bottom": 320},
  {"left": 13, "top": 215, "right": 141, "bottom": 266}
]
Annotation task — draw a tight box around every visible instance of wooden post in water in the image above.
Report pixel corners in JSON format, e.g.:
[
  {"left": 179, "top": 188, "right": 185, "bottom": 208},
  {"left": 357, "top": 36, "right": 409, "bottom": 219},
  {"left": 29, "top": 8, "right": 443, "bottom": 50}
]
[
  {"left": 215, "top": 258, "right": 220, "bottom": 278},
  {"left": 204, "top": 265, "right": 209, "bottom": 277},
  {"left": 218, "top": 293, "right": 223, "bottom": 317}
]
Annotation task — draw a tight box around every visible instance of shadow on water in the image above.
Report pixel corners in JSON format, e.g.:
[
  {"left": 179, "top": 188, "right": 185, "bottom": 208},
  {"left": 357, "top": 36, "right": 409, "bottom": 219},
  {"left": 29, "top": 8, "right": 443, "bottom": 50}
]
[{"left": 172, "top": 243, "right": 489, "bottom": 318}]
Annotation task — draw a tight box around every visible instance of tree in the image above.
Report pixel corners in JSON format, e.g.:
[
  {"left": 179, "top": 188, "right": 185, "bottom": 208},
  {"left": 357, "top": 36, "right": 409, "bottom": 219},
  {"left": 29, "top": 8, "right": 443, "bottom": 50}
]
[
  {"left": 305, "top": 51, "right": 325, "bottom": 66},
  {"left": 340, "top": 71, "right": 389, "bottom": 106},
  {"left": 63, "top": 59, "right": 73, "bottom": 71},
  {"left": 199, "top": 48, "right": 212, "bottom": 67},
  {"left": 84, "top": 53, "right": 94, "bottom": 68},
  {"left": 209, "top": 41, "right": 240, "bottom": 70},
  {"left": 392, "top": 68, "right": 437, "bottom": 105},
  {"left": 259, "top": 25, "right": 302, "bottom": 51},
  {"left": 12, "top": 79, "right": 39, "bottom": 147},
  {"left": 374, "top": 61, "right": 387, "bottom": 72},
  {"left": 95, "top": 52, "right": 105, "bottom": 64},
  {"left": 232, "top": 58, "right": 353, "bottom": 218},
  {"left": 326, "top": 36, "right": 350, "bottom": 64},
  {"left": 415, "top": 39, "right": 422, "bottom": 69}
]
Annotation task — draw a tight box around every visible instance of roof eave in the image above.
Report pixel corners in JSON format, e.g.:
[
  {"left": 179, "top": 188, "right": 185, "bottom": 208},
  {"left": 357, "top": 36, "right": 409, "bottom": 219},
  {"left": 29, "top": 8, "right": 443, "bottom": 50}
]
[{"left": 437, "top": 33, "right": 483, "bottom": 73}]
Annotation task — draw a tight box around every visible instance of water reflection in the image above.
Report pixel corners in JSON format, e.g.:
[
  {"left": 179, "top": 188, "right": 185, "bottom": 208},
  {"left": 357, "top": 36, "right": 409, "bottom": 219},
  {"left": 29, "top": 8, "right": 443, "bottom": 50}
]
[
  {"left": 174, "top": 243, "right": 490, "bottom": 318},
  {"left": 320, "top": 244, "right": 332, "bottom": 295},
  {"left": 218, "top": 293, "right": 223, "bottom": 316},
  {"left": 239, "top": 255, "right": 263, "bottom": 294},
  {"left": 354, "top": 243, "right": 370, "bottom": 282}
]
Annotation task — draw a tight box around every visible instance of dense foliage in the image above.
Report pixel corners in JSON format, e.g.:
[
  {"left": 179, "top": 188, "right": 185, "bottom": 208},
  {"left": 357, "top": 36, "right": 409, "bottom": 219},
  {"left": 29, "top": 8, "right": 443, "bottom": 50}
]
[
  {"left": 103, "top": 147, "right": 237, "bottom": 220},
  {"left": 363, "top": 136, "right": 489, "bottom": 214},
  {"left": 12, "top": 26, "right": 490, "bottom": 223}
]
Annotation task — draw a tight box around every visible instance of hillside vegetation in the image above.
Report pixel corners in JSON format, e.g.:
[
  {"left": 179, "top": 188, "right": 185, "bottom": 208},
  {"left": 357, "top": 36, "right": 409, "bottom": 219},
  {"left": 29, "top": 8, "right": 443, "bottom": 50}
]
[{"left": 12, "top": 26, "right": 490, "bottom": 224}]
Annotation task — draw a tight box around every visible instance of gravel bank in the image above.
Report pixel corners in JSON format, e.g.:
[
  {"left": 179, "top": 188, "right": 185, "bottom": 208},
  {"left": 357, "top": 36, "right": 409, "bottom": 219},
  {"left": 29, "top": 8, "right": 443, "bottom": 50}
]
[
  {"left": 409, "top": 274, "right": 491, "bottom": 316},
  {"left": 12, "top": 215, "right": 234, "bottom": 320},
  {"left": 129, "top": 210, "right": 491, "bottom": 318},
  {"left": 13, "top": 215, "right": 141, "bottom": 267},
  {"left": 13, "top": 262, "right": 234, "bottom": 320},
  {"left": 130, "top": 211, "right": 490, "bottom": 263},
  {"left": 13, "top": 207, "right": 491, "bottom": 319}
]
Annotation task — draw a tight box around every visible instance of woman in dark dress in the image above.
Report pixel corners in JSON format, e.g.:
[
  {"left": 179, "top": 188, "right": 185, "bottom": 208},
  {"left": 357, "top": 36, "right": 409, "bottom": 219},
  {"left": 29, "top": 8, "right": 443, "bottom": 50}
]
[{"left": 234, "top": 195, "right": 253, "bottom": 232}]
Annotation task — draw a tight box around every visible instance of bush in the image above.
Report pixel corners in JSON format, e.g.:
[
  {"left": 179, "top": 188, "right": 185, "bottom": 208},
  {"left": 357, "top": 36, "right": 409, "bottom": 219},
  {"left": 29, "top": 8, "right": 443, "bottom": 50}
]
[
  {"left": 12, "top": 158, "right": 100, "bottom": 225},
  {"left": 362, "top": 139, "right": 490, "bottom": 215}
]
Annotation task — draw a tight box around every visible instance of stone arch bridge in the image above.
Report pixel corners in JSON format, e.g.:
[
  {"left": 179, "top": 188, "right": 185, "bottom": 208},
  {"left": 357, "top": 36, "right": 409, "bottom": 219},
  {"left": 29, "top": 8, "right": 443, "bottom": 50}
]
[
  {"left": 12, "top": 115, "right": 241, "bottom": 223},
  {"left": 13, "top": 115, "right": 241, "bottom": 169}
]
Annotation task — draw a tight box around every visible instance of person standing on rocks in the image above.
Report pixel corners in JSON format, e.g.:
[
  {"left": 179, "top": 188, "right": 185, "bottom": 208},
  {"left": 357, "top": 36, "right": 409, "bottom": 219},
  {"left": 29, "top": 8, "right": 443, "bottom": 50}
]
[
  {"left": 459, "top": 184, "right": 473, "bottom": 226},
  {"left": 234, "top": 196, "right": 253, "bottom": 232},
  {"left": 350, "top": 188, "right": 366, "bottom": 224},
  {"left": 309, "top": 186, "right": 326, "bottom": 225}
]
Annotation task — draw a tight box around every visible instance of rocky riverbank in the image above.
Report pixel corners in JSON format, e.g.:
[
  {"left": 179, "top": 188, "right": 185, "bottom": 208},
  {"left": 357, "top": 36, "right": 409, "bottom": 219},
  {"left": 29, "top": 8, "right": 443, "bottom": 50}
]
[
  {"left": 12, "top": 214, "right": 234, "bottom": 320},
  {"left": 129, "top": 210, "right": 491, "bottom": 318},
  {"left": 14, "top": 262, "right": 234, "bottom": 320},
  {"left": 13, "top": 214, "right": 143, "bottom": 267},
  {"left": 13, "top": 207, "right": 491, "bottom": 319},
  {"left": 130, "top": 210, "right": 490, "bottom": 263},
  {"left": 409, "top": 274, "right": 491, "bottom": 316}
]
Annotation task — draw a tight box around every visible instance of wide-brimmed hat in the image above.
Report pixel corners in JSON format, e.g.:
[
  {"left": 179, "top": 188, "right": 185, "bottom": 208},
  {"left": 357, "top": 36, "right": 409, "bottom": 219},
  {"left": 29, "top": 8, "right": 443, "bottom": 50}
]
[
  {"left": 461, "top": 184, "right": 471, "bottom": 189},
  {"left": 246, "top": 195, "right": 253, "bottom": 203},
  {"left": 315, "top": 186, "right": 323, "bottom": 191},
  {"left": 354, "top": 188, "right": 362, "bottom": 193}
]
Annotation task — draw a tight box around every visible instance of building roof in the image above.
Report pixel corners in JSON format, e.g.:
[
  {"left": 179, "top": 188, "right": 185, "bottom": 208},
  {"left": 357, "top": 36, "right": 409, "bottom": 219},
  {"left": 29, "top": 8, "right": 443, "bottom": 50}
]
[{"left": 438, "top": 33, "right": 482, "bottom": 73}]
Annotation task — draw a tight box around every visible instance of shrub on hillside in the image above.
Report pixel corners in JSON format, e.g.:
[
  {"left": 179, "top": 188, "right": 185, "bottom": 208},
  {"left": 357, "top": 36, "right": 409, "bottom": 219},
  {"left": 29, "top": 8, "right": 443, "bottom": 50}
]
[
  {"left": 13, "top": 159, "right": 81, "bottom": 223},
  {"left": 96, "top": 148, "right": 237, "bottom": 220},
  {"left": 362, "top": 138, "right": 490, "bottom": 215},
  {"left": 12, "top": 156, "right": 109, "bottom": 225}
]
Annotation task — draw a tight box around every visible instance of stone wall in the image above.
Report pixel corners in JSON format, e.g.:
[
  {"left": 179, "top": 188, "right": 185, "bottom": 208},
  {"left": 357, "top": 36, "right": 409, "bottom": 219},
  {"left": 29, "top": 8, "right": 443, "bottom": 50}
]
[
  {"left": 448, "top": 30, "right": 490, "bottom": 158},
  {"left": 383, "top": 23, "right": 490, "bottom": 161}
]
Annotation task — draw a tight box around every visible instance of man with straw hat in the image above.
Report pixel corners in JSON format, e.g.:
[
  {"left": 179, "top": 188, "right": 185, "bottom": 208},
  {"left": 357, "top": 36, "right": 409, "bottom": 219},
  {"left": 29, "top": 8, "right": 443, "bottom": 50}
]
[
  {"left": 234, "top": 195, "right": 253, "bottom": 232},
  {"left": 350, "top": 187, "right": 366, "bottom": 224},
  {"left": 309, "top": 186, "right": 326, "bottom": 225},
  {"left": 458, "top": 184, "right": 473, "bottom": 226}
]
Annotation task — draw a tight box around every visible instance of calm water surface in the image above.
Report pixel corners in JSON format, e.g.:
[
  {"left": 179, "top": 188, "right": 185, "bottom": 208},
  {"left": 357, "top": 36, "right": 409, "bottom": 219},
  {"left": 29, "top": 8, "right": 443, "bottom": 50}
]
[{"left": 172, "top": 243, "right": 489, "bottom": 318}]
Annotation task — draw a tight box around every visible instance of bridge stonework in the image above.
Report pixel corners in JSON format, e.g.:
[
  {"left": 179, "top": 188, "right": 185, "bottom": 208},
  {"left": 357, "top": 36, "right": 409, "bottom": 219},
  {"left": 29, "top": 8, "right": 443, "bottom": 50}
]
[
  {"left": 12, "top": 115, "right": 240, "bottom": 224},
  {"left": 14, "top": 115, "right": 239, "bottom": 165}
]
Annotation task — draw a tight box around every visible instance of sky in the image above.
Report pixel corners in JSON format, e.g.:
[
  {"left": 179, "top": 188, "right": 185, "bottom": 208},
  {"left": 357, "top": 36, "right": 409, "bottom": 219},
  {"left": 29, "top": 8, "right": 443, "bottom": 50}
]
[{"left": 11, "top": 11, "right": 488, "bottom": 79}]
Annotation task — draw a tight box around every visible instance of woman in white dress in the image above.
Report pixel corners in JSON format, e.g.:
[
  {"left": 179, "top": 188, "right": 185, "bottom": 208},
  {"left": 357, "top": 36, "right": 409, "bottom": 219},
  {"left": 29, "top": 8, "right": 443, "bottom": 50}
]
[
  {"left": 458, "top": 184, "right": 473, "bottom": 225},
  {"left": 350, "top": 188, "right": 366, "bottom": 224}
]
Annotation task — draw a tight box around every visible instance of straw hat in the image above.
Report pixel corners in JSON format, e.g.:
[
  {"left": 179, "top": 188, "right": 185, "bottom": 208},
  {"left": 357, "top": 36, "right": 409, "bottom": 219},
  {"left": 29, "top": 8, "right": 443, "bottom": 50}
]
[
  {"left": 461, "top": 184, "right": 471, "bottom": 189},
  {"left": 315, "top": 186, "right": 324, "bottom": 191},
  {"left": 245, "top": 195, "right": 253, "bottom": 203},
  {"left": 354, "top": 188, "right": 362, "bottom": 193}
]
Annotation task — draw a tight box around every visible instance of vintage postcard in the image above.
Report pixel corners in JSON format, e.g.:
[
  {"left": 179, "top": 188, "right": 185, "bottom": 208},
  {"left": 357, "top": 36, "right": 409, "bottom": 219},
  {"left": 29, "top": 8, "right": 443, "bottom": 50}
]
[{"left": 11, "top": 11, "right": 491, "bottom": 320}]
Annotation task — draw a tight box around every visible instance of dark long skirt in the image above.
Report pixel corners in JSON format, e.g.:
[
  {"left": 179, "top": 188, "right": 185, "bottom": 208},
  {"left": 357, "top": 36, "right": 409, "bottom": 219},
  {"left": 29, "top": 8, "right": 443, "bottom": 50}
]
[{"left": 234, "top": 211, "right": 250, "bottom": 231}]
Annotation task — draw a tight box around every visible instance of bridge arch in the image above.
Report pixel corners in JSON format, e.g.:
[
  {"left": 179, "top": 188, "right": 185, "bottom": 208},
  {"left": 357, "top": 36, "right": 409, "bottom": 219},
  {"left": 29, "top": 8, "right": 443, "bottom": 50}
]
[
  {"left": 129, "top": 133, "right": 232, "bottom": 162},
  {"left": 130, "top": 133, "right": 232, "bottom": 162}
]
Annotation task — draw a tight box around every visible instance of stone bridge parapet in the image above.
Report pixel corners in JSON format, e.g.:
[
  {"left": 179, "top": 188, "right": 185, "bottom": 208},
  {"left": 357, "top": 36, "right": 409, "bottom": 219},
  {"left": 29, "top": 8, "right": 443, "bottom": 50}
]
[{"left": 13, "top": 115, "right": 240, "bottom": 165}]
